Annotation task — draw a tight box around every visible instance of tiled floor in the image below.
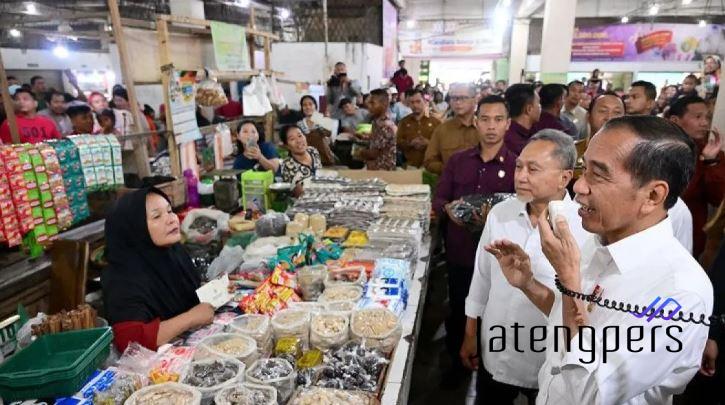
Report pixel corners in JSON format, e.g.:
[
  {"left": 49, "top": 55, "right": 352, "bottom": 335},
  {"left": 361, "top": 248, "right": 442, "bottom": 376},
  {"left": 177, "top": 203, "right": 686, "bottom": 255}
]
[
  {"left": 408, "top": 259, "right": 475, "bottom": 405},
  {"left": 407, "top": 259, "right": 529, "bottom": 405}
]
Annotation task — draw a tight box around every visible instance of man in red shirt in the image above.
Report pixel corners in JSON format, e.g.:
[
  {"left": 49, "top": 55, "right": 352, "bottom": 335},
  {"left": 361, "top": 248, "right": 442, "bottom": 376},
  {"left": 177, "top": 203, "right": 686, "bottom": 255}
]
[
  {"left": 391, "top": 68, "right": 414, "bottom": 95},
  {"left": 0, "top": 88, "right": 61, "bottom": 144},
  {"left": 666, "top": 95, "right": 725, "bottom": 259}
]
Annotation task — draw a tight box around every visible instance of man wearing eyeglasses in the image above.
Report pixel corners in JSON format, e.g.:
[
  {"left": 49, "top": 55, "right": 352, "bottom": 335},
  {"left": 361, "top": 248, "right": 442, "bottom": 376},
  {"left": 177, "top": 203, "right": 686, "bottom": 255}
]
[{"left": 423, "top": 83, "right": 480, "bottom": 174}]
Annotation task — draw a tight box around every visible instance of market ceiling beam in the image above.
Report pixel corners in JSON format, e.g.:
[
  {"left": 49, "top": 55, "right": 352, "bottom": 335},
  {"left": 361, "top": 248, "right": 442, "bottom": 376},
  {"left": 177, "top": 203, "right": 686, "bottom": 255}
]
[
  {"left": 10, "top": 27, "right": 109, "bottom": 41},
  {"left": 516, "top": 0, "right": 545, "bottom": 18},
  {"left": 107, "top": 0, "right": 151, "bottom": 178}
]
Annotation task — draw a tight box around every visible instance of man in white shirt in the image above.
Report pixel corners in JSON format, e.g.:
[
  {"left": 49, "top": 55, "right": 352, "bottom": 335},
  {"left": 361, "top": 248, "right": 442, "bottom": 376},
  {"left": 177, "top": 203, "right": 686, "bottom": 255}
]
[
  {"left": 461, "top": 129, "right": 590, "bottom": 404},
  {"left": 486, "top": 115, "right": 713, "bottom": 404},
  {"left": 669, "top": 197, "right": 693, "bottom": 254}
]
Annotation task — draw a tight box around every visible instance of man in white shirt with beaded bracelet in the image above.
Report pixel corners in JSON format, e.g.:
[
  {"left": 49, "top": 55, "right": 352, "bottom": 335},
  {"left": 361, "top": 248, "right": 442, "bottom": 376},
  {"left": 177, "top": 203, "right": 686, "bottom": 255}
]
[
  {"left": 486, "top": 115, "right": 713, "bottom": 405},
  {"left": 461, "top": 129, "right": 590, "bottom": 404}
]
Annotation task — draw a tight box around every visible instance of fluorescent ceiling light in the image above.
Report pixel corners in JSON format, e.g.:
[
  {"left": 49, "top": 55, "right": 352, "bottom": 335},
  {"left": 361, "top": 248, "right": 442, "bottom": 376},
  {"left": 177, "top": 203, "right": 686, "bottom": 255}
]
[{"left": 53, "top": 44, "right": 69, "bottom": 58}]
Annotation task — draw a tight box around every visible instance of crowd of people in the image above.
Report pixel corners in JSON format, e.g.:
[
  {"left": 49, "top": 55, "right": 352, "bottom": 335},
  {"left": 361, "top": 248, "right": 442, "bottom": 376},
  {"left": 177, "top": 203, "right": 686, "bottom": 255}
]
[
  {"left": 0, "top": 72, "right": 165, "bottom": 153},
  {"left": 1, "top": 55, "right": 724, "bottom": 404},
  {"left": 228, "top": 57, "right": 725, "bottom": 404}
]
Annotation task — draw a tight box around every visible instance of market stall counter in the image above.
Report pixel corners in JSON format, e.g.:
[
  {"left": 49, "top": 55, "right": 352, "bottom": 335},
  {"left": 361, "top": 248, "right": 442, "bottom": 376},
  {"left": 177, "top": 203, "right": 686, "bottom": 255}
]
[{"left": 0, "top": 171, "right": 433, "bottom": 405}]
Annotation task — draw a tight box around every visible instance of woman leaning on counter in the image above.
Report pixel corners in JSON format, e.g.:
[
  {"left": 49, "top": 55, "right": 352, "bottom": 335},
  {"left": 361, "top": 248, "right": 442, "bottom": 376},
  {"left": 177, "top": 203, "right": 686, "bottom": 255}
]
[
  {"left": 101, "top": 188, "right": 214, "bottom": 351},
  {"left": 279, "top": 124, "right": 322, "bottom": 197}
]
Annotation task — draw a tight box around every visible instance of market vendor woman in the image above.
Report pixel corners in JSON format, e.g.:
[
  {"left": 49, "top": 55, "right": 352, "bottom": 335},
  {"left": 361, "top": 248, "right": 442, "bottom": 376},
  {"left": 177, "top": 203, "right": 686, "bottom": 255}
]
[
  {"left": 102, "top": 188, "right": 214, "bottom": 351},
  {"left": 279, "top": 124, "right": 322, "bottom": 196}
]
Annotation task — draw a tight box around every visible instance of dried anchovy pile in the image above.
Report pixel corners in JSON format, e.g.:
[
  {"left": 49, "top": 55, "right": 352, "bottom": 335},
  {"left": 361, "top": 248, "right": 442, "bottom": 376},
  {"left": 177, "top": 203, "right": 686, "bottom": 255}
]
[
  {"left": 189, "top": 216, "right": 218, "bottom": 234},
  {"left": 220, "top": 386, "right": 275, "bottom": 405},
  {"left": 315, "top": 342, "right": 388, "bottom": 392},
  {"left": 249, "top": 358, "right": 294, "bottom": 381},
  {"left": 183, "top": 360, "right": 239, "bottom": 387}
]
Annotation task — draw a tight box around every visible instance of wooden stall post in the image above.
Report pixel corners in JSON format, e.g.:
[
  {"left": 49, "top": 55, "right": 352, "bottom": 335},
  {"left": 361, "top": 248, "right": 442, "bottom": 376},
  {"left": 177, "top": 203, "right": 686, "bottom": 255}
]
[
  {"left": 107, "top": 0, "right": 151, "bottom": 178},
  {"left": 156, "top": 17, "right": 182, "bottom": 178},
  {"left": 0, "top": 51, "right": 20, "bottom": 144}
]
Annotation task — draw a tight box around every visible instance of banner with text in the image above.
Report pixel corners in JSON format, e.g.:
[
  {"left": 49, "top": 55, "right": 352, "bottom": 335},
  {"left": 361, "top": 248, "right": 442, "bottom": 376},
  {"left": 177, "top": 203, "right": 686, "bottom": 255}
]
[
  {"left": 572, "top": 23, "right": 725, "bottom": 62},
  {"left": 399, "top": 21, "right": 505, "bottom": 58}
]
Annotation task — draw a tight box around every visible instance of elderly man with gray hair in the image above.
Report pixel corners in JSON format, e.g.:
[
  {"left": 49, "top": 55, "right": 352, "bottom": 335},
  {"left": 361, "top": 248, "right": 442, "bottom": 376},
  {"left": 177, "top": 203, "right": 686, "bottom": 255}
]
[
  {"left": 423, "top": 82, "right": 480, "bottom": 174},
  {"left": 461, "top": 129, "right": 591, "bottom": 404}
]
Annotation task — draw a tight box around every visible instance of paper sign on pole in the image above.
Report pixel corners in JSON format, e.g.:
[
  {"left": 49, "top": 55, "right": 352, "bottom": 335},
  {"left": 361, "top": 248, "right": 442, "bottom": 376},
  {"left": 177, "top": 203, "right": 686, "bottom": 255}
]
[{"left": 169, "top": 70, "right": 203, "bottom": 145}]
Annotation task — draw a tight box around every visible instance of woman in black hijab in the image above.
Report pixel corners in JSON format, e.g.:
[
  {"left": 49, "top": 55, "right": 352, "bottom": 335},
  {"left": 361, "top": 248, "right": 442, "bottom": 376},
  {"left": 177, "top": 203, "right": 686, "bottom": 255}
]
[{"left": 102, "top": 187, "right": 214, "bottom": 351}]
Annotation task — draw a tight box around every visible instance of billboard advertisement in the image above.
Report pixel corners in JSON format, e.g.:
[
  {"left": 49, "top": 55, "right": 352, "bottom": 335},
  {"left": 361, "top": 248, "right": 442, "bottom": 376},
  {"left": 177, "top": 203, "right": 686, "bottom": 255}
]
[{"left": 571, "top": 23, "right": 725, "bottom": 62}]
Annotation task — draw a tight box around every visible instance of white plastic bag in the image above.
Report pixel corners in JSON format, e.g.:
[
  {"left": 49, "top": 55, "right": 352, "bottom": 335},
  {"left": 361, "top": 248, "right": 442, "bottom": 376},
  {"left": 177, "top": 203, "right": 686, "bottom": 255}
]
[
  {"left": 181, "top": 208, "right": 231, "bottom": 244},
  {"left": 243, "top": 75, "right": 273, "bottom": 116},
  {"left": 207, "top": 245, "right": 245, "bottom": 280},
  {"left": 228, "top": 314, "right": 274, "bottom": 357},
  {"left": 268, "top": 74, "right": 286, "bottom": 109}
]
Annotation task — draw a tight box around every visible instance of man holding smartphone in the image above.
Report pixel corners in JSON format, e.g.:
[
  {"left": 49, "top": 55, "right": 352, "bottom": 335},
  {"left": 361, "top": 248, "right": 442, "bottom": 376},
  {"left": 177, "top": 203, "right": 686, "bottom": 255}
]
[{"left": 326, "top": 62, "right": 362, "bottom": 119}]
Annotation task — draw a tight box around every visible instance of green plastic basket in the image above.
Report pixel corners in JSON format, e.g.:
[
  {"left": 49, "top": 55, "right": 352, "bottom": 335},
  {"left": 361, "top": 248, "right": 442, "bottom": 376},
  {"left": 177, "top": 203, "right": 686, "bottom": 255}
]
[{"left": 0, "top": 327, "right": 112, "bottom": 401}]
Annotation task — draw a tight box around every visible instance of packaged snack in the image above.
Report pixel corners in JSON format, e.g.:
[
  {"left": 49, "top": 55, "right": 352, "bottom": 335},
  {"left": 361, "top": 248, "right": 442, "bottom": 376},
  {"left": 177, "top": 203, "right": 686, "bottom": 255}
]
[
  {"left": 308, "top": 214, "right": 326, "bottom": 236},
  {"left": 296, "top": 349, "right": 323, "bottom": 369},
  {"left": 196, "top": 78, "right": 228, "bottom": 107},
  {"left": 342, "top": 230, "right": 368, "bottom": 247},
  {"left": 92, "top": 369, "right": 146, "bottom": 405},
  {"left": 274, "top": 336, "right": 302, "bottom": 362},
  {"left": 285, "top": 221, "right": 304, "bottom": 237},
  {"left": 373, "top": 258, "right": 411, "bottom": 280},
  {"left": 296, "top": 265, "right": 326, "bottom": 301},
  {"left": 322, "top": 226, "right": 348, "bottom": 240},
  {"left": 323, "top": 265, "right": 366, "bottom": 288},
  {"left": 148, "top": 346, "right": 197, "bottom": 384},
  {"left": 293, "top": 213, "right": 309, "bottom": 228}
]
